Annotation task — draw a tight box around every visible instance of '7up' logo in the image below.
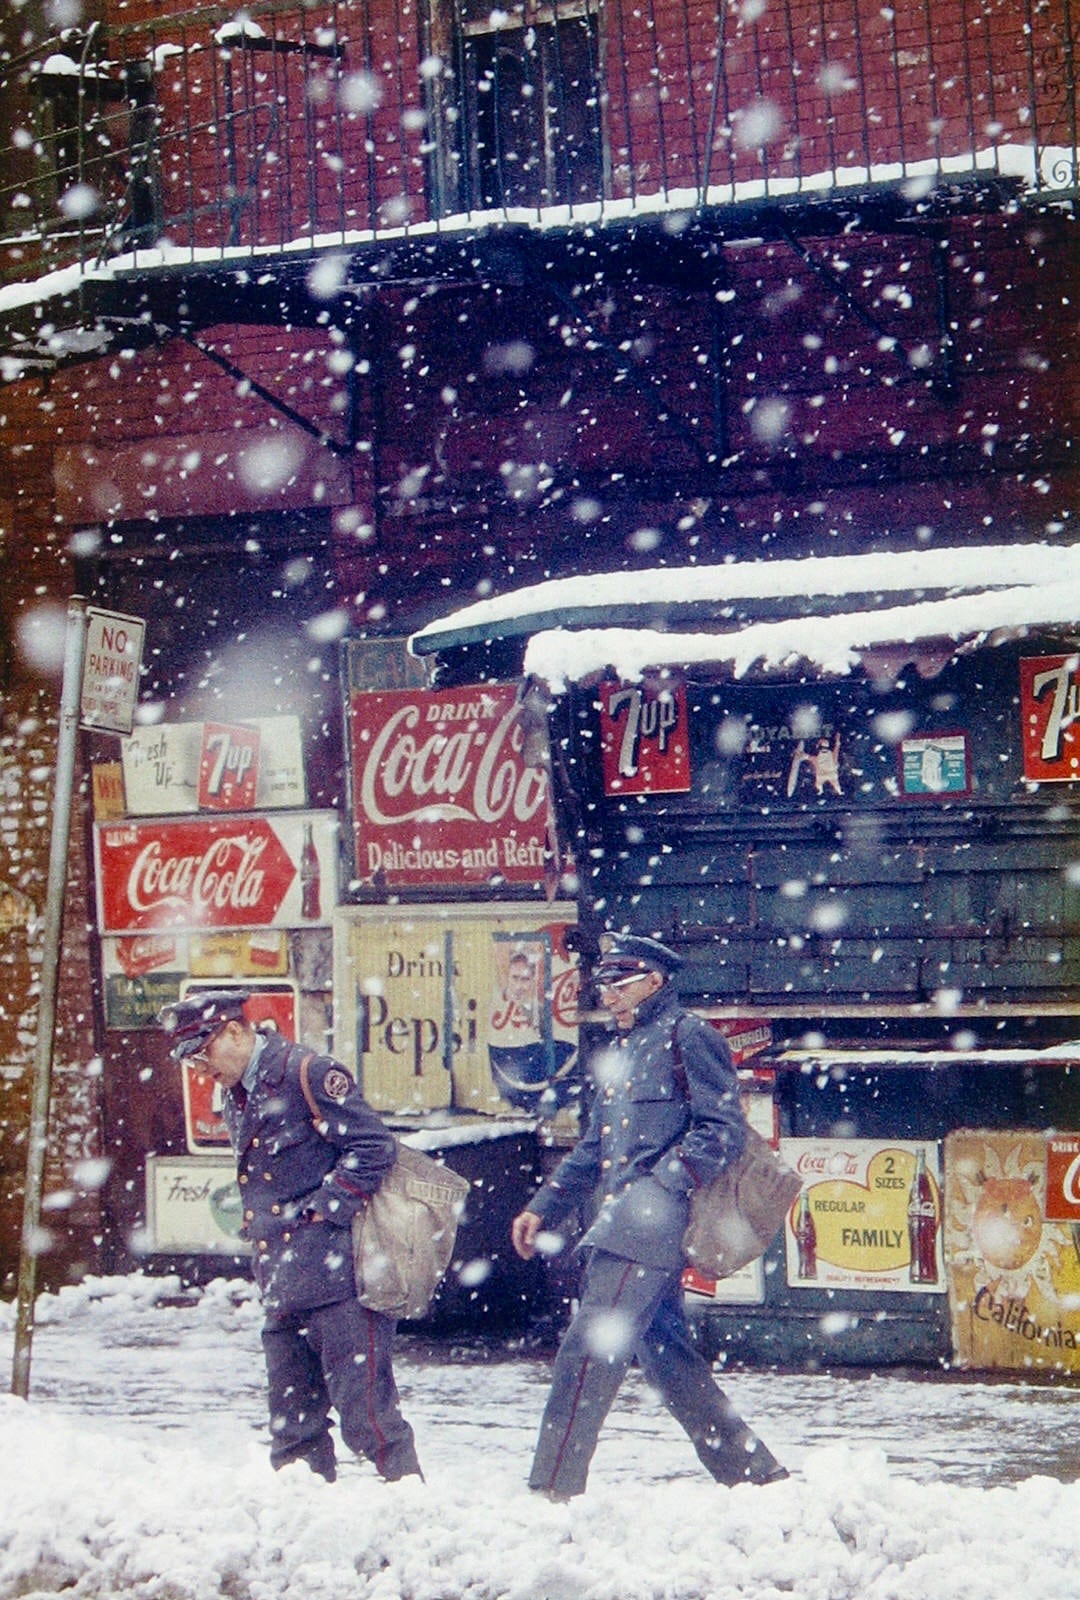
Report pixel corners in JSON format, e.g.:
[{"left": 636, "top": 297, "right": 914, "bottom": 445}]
[
  {"left": 1021, "top": 655, "right": 1080, "bottom": 781},
  {"left": 1032, "top": 657, "right": 1080, "bottom": 761},
  {"left": 198, "top": 722, "right": 261, "bottom": 810}
]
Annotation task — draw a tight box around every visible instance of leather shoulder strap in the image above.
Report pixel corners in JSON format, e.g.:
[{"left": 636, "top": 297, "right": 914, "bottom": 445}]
[
  {"left": 670, "top": 1016, "right": 690, "bottom": 1101},
  {"left": 293, "top": 1047, "right": 320, "bottom": 1125}
]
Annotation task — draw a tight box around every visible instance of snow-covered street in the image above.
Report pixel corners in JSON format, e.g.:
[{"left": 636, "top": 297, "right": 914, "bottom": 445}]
[{"left": 2, "top": 1275, "right": 1079, "bottom": 1598}]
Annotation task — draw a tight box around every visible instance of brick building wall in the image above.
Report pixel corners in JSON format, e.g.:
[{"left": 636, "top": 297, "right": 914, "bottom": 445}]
[
  {"left": 0, "top": 440, "right": 102, "bottom": 1295},
  {"left": 6, "top": 0, "right": 1069, "bottom": 274},
  {"left": 0, "top": 0, "right": 1075, "bottom": 1293}
]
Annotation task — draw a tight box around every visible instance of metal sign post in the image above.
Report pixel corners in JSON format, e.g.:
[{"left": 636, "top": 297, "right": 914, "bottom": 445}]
[{"left": 11, "top": 599, "right": 88, "bottom": 1399}]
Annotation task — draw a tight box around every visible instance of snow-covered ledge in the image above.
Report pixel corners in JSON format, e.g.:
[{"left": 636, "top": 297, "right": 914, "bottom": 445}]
[{"left": 410, "top": 542, "right": 1080, "bottom": 688}]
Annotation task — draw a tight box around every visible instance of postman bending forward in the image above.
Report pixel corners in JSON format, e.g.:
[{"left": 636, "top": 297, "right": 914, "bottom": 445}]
[{"left": 158, "top": 990, "right": 421, "bottom": 1483}]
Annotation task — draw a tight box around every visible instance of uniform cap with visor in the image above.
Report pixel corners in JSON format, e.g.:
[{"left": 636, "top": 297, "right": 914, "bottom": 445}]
[
  {"left": 157, "top": 989, "right": 251, "bottom": 1061},
  {"left": 593, "top": 933, "right": 683, "bottom": 986}
]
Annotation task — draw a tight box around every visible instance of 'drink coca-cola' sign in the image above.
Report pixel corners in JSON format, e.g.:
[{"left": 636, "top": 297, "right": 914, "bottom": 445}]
[
  {"left": 348, "top": 683, "right": 552, "bottom": 887},
  {"left": 93, "top": 811, "right": 339, "bottom": 933}
]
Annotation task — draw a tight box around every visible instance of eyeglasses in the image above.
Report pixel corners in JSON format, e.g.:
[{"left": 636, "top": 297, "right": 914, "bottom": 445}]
[{"left": 172, "top": 1023, "right": 226, "bottom": 1065}]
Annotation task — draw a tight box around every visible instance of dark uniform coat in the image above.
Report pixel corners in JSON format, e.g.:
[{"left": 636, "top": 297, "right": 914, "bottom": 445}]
[
  {"left": 222, "top": 1030, "right": 397, "bottom": 1315},
  {"left": 527, "top": 986, "right": 747, "bottom": 1268}
]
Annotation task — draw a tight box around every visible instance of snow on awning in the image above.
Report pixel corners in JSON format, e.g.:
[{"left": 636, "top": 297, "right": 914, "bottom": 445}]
[
  {"left": 409, "top": 542, "right": 1080, "bottom": 688},
  {"left": 773, "top": 1044, "right": 1080, "bottom": 1073},
  {"left": 522, "top": 579, "right": 1080, "bottom": 688}
]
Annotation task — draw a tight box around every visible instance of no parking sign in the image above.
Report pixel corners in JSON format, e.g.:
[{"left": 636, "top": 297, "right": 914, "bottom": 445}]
[{"left": 80, "top": 607, "right": 145, "bottom": 734}]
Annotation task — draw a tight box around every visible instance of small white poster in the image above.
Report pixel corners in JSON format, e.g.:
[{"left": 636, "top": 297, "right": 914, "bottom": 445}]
[{"left": 145, "top": 1156, "right": 247, "bottom": 1253}]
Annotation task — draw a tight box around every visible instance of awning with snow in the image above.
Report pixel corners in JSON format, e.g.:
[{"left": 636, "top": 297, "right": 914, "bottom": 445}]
[
  {"left": 770, "top": 1045, "right": 1080, "bottom": 1073},
  {"left": 409, "top": 541, "right": 1080, "bottom": 688}
]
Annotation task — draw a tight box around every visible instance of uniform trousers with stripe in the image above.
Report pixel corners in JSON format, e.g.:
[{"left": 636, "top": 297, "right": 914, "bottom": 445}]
[
  {"left": 529, "top": 1249, "right": 783, "bottom": 1497},
  {"left": 261, "top": 1296, "right": 421, "bottom": 1482}
]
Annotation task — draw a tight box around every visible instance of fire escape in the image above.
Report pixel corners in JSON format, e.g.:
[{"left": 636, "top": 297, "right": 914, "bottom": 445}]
[{"left": 0, "top": 0, "right": 1076, "bottom": 475}]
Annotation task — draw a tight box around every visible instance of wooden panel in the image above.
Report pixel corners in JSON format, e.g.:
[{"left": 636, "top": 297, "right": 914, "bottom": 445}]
[
  {"left": 750, "top": 846, "right": 923, "bottom": 889},
  {"left": 746, "top": 943, "right": 922, "bottom": 997}
]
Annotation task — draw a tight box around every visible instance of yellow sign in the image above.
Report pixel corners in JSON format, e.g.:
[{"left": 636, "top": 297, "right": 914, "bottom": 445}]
[
  {"left": 333, "top": 903, "right": 580, "bottom": 1117},
  {"left": 945, "top": 1129, "right": 1080, "bottom": 1373},
  {"left": 781, "top": 1139, "right": 945, "bottom": 1293},
  {"left": 91, "top": 761, "right": 126, "bottom": 820},
  {"left": 0, "top": 880, "right": 33, "bottom": 934},
  {"left": 189, "top": 930, "right": 289, "bottom": 977}
]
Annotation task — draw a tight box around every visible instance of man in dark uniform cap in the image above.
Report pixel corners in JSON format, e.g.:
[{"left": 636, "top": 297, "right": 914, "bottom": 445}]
[
  {"left": 511, "top": 932, "right": 787, "bottom": 1498},
  {"left": 158, "top": 989, "right": 421, "bottom": 1483}
]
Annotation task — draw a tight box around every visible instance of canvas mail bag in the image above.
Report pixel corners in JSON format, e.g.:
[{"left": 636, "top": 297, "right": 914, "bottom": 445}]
[
  {"left": 682, "top": 1123, "right": 804, "bottom": 1279},
  {"left": 298, "top": 1055, "right": 471, "bottom": 1320},
  {"left": 671, "top": 1022, "right": 803, "bottom": 1279}
]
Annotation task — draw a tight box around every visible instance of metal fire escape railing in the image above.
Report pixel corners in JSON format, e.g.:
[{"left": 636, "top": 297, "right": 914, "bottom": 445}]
[{"left": 0, "top": 0, "right": 1076, "bottom": 294}]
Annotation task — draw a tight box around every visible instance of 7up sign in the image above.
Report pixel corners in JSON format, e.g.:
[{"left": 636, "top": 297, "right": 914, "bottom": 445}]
[{"left": 1020, "top": 654, "right": 1080, "bottom": 783}]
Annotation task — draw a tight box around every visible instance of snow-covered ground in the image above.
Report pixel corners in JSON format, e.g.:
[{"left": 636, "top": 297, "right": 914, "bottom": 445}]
[{"left": 2, "top": 1275, "right": 1080, "bottom": 1598}]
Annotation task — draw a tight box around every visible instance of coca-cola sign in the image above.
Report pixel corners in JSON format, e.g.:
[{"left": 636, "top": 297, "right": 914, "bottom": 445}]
[
  {"left": 1045, "top": 1135, "right": 1080, "bottom": 1222},
  {"left": 93, "top": 812, "right": 339, "bottom": 933},
  {"left": 348, "top": 683, "right": 552, "bottom": 886}
]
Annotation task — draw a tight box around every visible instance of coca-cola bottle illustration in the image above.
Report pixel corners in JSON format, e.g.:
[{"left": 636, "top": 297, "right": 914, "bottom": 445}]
[
  {"left": 300, "top": 822, "right": 321, "bottom": 921},
  {"left": 794, "top": 1190, "right": 817, "bottom": 1279},
  {"left": 907, "top": 1146, "right": 939, "bottom": 1284}
]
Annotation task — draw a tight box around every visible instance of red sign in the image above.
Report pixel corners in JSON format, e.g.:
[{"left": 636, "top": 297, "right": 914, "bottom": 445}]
[
  {"left": 93, "top": 813, "right": 335, "bottom": 933},
  {"left": 713, "top": 1017, "right": 773, "bottom": 1067},
  {"left": 1020, "top": 654, "right": 1080, "bottom": 782},
  {"left": 599, "top": 675, "right": 691, "bottom": 796},
  {"left": 1045, "top": 1135, "right": 1080, "bottom": 1221},
  {"left": 198, "top": 722, "right": 261, "bottom": 811},
  {"left": 114, "top": 933, "right": 180, "bottom": 977},
  {"left": 348, "top": 683, "right": 552, "bottom": 886}
]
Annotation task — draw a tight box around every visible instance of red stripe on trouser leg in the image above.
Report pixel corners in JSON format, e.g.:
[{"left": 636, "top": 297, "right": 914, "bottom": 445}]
[
  {"left": 545, "top": 1259, "right": 636, "bottom": 1491},
  {"left": 366, "top": 1312, "right": 389, "bottom": 1475}
]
